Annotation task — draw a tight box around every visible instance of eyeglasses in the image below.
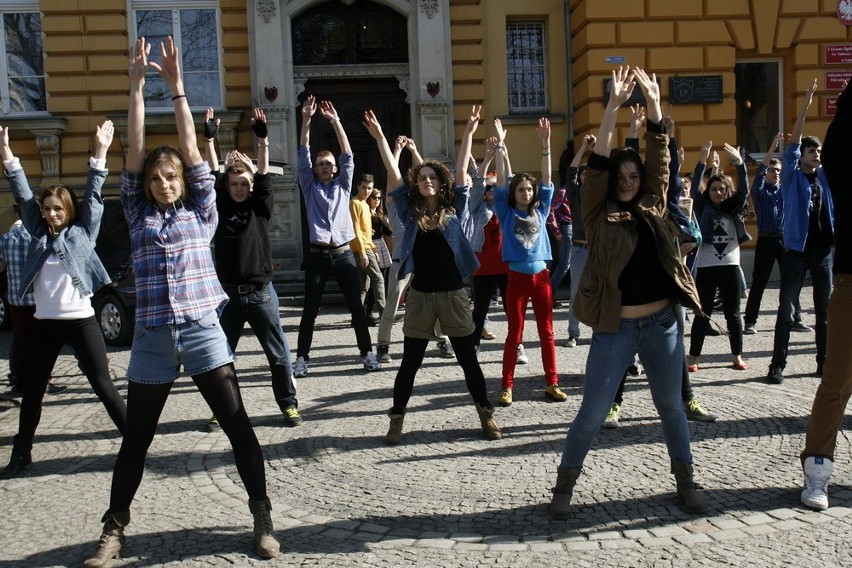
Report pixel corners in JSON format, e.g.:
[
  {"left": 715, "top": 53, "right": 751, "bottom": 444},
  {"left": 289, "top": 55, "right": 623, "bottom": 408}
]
[{"left": 315, "top": 160, "right": 334, "bottom": 168}]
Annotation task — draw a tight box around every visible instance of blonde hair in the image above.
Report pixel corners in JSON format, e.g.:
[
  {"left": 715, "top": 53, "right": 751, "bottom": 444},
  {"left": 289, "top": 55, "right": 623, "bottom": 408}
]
[{"left": 142, "top": 147, "right": 187, "bottom": 204}]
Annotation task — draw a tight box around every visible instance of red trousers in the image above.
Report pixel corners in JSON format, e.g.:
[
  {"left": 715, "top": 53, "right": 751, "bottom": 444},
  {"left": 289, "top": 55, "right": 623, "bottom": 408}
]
[{"left": 502, "top": 269, "right": 558, "bottom": 389}]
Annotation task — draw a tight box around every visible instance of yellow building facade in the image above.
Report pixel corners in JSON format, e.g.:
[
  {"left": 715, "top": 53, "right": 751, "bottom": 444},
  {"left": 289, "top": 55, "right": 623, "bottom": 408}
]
[{"left": 1, "top": 0, "right": 850, "bottom": 272}]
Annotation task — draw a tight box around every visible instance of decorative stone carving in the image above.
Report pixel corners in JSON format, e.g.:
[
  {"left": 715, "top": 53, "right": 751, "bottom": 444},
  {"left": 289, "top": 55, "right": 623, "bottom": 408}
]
[
  {"left": 420, "top": 0, "right": 439, "bottom": 19},
  {"left": 257, "top": 0, "right": 276, "bottom": 23},
  {"left": 3, "top": 117, "right": 68, "bottom": 180},
  {"left": 33, "top": 132, "right": 61, "bottom": 178}
]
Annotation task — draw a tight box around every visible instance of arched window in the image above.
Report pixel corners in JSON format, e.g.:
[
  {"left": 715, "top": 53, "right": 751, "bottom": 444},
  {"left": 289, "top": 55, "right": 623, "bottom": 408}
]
[{"left": 292, "top": 1, "right": 408, "bottom": 65}]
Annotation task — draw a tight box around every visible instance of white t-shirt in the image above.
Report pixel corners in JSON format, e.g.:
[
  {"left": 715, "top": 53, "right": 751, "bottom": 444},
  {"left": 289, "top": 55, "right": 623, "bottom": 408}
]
[
  {"left": 34, "top": 252, "right": 95, "bottom": 319},
  {"left": 696, "top": 213, "right": 741, "bottom": 268}
]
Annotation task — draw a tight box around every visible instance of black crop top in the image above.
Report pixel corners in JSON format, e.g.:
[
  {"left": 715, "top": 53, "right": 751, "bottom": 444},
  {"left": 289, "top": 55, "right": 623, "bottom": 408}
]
[{"left": 618, "top": 215, "right": 679, "bottom": 306}]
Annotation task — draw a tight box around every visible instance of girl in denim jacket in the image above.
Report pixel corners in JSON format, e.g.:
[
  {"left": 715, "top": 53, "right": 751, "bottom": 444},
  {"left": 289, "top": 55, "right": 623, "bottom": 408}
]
[
  {"left": 0, "top": 121, "right": 127, "bottom": 480},
  {"left": 364, "top": 106, "right": 501, "bottom": 445}
]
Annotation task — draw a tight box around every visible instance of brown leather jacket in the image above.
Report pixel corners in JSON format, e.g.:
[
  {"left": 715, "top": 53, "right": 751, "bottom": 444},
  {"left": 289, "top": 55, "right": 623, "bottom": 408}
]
[{"left": 574, "top": 130, "right": 702, "bottom": 333}]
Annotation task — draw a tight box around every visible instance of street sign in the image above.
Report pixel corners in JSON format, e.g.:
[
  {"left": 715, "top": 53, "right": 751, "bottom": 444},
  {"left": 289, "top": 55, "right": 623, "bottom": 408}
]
[
  {"left": 825, "top": 44, "right": 852, "bottom": 64},
  {"left": 606, "top": 56, "right": 626, "bottom": 64}
]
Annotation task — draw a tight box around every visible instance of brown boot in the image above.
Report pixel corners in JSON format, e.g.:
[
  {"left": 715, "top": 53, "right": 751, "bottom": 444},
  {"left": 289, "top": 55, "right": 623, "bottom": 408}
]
[
  {"left": 671, "top": 460, "right": 708, "bottom": 513},
  {"left": 385, "top": 412, "right": 405, "bottom": 445},
  {"left": 475, "top": 404, "right": 502, "bottom": 440},
  {"left": 248, "top": 497, "right": 280, "bottom": 559},
  {"left": 84, "top": 510, "right": 130, "bottom": 568},
  {"left": 549, "top": 467, "right": 582, "bottom": 519}
]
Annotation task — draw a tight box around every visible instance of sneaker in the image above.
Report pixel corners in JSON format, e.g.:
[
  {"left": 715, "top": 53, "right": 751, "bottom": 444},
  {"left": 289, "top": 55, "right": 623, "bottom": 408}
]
[
  {"left": 362, "top": 352, "right": 382, "bottom": 372},
  {"left": 282, "top": 407, "right": 303, "bottom": 427},
  {"left": 544, "top": 384, "right": 568, "bottom": 402},
  {"left": 497, "top": 388, "right": 513, "bottom": 407},
  {"left": 481, "top": 328, "right": 496, "bottom": 340},
  {"left": 437, "top": 341, "right": 455, "bottom": 359},
  {"left": 791, "top": 321, "right": 812, "bottom": 333},
  {"left": 743, "top": 323, "right": 756, "bottom": 335},
  {"left": 685, "top": 398, "right": 717, "bottom": 422},
  {"left": 801, "top": 456, "right": 833, "bottom": 510},
  {"left": 602, "top": 403, "right": 621, "bottom": 428},
  {"left": 564, "top": 336, "right": 577, "bottom": 348},
  {"left": 766, "top": 365, "right": 784, "bottom": 384},
  {"left": 45, "top": 383, "right": 68, "bottom": 395},
  {"left": 207, "top": 416, "right": 220, "bottom": 430},
  {"left": 377, "top": 344, "right": 391, "bottom": 364},
  {"left": 293, "top": 356, "right": 308, "bottom": 378},
  {"left": 516, "top": 344, "right": 529, "bottom": 365}
]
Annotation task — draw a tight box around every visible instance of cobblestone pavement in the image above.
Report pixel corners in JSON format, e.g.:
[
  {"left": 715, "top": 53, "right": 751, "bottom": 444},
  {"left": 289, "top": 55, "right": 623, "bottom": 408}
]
[{"left": 0, "top": 284, "right": 849, "bottom": 567}]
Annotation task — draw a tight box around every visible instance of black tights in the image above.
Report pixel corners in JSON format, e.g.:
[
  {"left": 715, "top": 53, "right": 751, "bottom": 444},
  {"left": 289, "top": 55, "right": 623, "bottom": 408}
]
[
  {"left": 391, "top": 333, "right": 490, "bottom": 414},
  {"left": 108, "top": 364, "right": 266, "bottom": 513}
]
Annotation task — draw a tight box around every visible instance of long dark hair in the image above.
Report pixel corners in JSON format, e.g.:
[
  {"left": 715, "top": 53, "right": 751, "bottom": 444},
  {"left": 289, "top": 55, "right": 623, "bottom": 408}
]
[
  {"left": 407, "top": 160, "right": 455, "bottom": 230},
  {"left": 607, "top": 147, "right": 645, "bottom": 204},
  {"left": 508, "top": 173, "right": 539, "bottom": 214}
]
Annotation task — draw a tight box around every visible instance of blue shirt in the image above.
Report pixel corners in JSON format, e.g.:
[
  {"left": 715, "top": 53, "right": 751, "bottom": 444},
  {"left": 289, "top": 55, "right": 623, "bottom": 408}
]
[
  {"left": 751, "top": 164, "right": 784, "bottom": 235},
  {"left": 298, "top": 145, "right": 355, "bottom": 247},
  {"left": 493, "top": 182, "right": 554, "bottom": 269},
  {"left": 0, "top": 221, "right": 35, "bottom": 306},
  {"left": 780, "top": 142, "right": 835, "bottom": 252},
  {"left": 121, "top": 163, "right": 228, "bottom": 327}
]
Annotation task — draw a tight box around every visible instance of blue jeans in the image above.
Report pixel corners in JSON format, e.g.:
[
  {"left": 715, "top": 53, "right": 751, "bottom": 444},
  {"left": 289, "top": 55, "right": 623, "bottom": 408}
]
[
  {"left": 220, "top": 282, "right": 297, "bottom": 409},
  {"left": 297, "top": 249, "right": 373, "bottom": 358},
  {"left": 560, "top": 305, "right": 693, "bottom": 468},
  {"left": 566, "top": 243, "right": 589, "bottom": 339},
  {"left": 771, "top": 246, "right": 833, "bottom": 369},
  {"left": 550, "top": 223, "right": 573, "bottom": 293}
]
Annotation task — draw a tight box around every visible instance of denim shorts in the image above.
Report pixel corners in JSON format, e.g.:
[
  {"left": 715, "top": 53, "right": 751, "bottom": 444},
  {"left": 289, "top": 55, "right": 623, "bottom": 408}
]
[{"left": 127, "top": 310, "right": 235, "bottom": 384}]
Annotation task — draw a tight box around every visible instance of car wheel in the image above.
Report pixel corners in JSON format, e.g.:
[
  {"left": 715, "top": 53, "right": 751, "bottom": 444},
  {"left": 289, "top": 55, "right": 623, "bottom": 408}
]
[
  {"left": 95, "top": 293, "right": 132, "bottom": 346},
  {"left": 0, "top": 291, "right": 11, "bottom": 331}
]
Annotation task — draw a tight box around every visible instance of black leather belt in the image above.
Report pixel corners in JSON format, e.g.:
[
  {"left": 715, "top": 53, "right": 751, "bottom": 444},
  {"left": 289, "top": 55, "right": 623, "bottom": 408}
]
[
  {"left": 224, "top": 283, "right": 264, "bottom": 294},
  {"left": 572, "top": 240, "right": 589, "bottom": 249},
  {"left": 310, "top": 244, "right": 349, "bottom": 255}
]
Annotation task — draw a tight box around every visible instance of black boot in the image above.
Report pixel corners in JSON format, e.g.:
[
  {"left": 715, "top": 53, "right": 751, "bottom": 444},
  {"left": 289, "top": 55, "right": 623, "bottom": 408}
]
[
  {"left": 0, "top": 450, "right": 32, "bottom": 479},
  {"left": 549, "top": 466, "right": 582, "bottom": 519},
  {"left": 671, "top": 460, "right": 708, "bottom": 513}
]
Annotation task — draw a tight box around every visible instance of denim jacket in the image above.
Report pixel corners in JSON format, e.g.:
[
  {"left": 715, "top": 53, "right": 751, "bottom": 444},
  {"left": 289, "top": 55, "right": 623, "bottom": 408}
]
[
  {"left": 388, "top": 183, "right": 479, "bottom": 280},
  {"left": 7, "top": 165, "right": 110, "bottom": 302},
  {"left": 780, "top": 142, "right": 835, "bottom": 252},
  {"left": 692, "top": 161, "right": 752, "bottom": 247}
]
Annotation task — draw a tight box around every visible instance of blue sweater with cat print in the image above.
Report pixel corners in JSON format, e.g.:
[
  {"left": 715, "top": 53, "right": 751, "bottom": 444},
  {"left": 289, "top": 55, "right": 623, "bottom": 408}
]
[{"left": 493, "top": 182, "right": 554, "bottom": 265}]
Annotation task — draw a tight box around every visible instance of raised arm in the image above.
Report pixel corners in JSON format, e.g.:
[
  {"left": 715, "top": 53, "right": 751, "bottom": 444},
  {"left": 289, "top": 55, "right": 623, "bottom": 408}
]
[
  {"left": 538, "top": 117, "right": 552, "bottom": 186},
  {"left": 150, "top": 36, "right": 202, "bottom": 166},
  {"left": 319, "top": 100, "right": 351, "bottom": 155},
  {"left": 203, "top": 107, "right": 220, "bottom": 173},
  {"left": 93, "top": 119, "right": 114, "bottom": 163},
  {"left": 595, "top": 66, "right": 635, "bottom": 157},
  {"left": 722, "top": 142, "right": 750, "bottom": 210},
  {"left": 626, "top": 103, "right": 645, "bottom": 150},
  {"left": 126, "top": 37, "right": 149, "bottom": 173},
  {"left": 479, "top": 136, "right": 497, "bottom": 175},
  {"left": 633, "top": 67, "right": 662, "bottom": 124},
  {"left": 300, "top": 95, "right": 316, "bottom": 147},
  {"left": 252, "top": 108, "right": 269, "bottom": 175},
  {"left": 0, "top": 126, "right": 14, "bottom": 164},
  {"left": 692, "top": 140, "right": 712, "bottom": 200},
  {"left": 405, "top": 137, "right": 423, "bottom": 165},
  {"left": 570, "top": 134, "right": 593, "bottom": 169},
  {"left": 762, "top": 131, "right": 784, "bottom": 167},
  {"left": 363, "top": 110, "right": 401, "bottom": 190},
  {"left": 456, "top": 104, "right": 481, "bottom": 185},
  {"left": 790, "top": 78, "right": 818, "bottom": 144},
  {"left": 494, "top": 118, "right": 508, "bottom": 187}
]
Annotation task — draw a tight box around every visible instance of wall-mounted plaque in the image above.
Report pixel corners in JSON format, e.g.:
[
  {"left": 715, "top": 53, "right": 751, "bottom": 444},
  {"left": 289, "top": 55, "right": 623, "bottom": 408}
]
[{"left": 669, "top": 75, "right": 723, "bottom": 104}]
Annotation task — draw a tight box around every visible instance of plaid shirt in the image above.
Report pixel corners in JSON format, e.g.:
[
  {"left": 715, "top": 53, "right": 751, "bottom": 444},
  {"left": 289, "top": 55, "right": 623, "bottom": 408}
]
[
  {"left": 751, "top": 164, "right": 784, "bottom": 235},
  {"left": 121, "top": 163, "right": 227, "bottom": 327},
  {"left": 0, "top": 221, "right": 35, "bottom": 306}
]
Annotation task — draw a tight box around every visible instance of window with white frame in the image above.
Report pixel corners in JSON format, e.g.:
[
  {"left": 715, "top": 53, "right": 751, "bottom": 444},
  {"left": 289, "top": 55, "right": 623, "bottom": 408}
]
[
  {"left": 735, "top": 60, "right": 782, "bottom": 157},
  {"left": 506, "top": 21, "right": 547, "bottom": 114},
  {"left": 133, "top": 1, "right": 222, "bottom": 108},
  {"left": 0, "top": 7, "right": 45, "bottom": 114}
]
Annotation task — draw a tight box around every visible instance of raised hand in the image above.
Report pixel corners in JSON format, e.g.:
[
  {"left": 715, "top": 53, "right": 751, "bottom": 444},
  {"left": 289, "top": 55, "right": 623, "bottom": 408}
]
[
  {"left": 608, "top": 66, "right": 636, "bottom": 109},
  {"left": 318, "top": 100, "right": 339, "bottom": 122},
  {"left": 362, "top": 110, "right": 384, "bottom": 140},
  {"left": 763, "top": 131, "right": 784, "bottom": 165},
  {"left": 0, "top": 126, "right": 12, "bottom": 161},
  {"left": 94, "top": 120, "right": 115, "bottom": 157},
  {"left": 465, "top": 104, "right": 481, "bottom": 133},
  {"left": 151, "top": 36, "right": 182, "bottom": 91},
  {"left": 722, "top": 142, "right": 743, "bottom": 165},
  {"left": 537, "top": 117, "right": 551, "bottom": 144},
  {"left": 251, "top": 108, "right": 268, "bottom": 139},
  {"left": 128, "top": 36, "right": 150, "bottom": 85},
  {"left": 711, "top": 150, "right": 720, "bottom": 170},
  {"left": 301, "top": 95, "right": 317, "bottom": 120},
  {"left": 629, "top": 104, "right": 646, "bottom": 137},
  {"left": 698, "top": 140, "right": 713, "bottom": 163},
  {"left": 394, "top": 135, "right": 407, "bottom": 153},
  {"left": 494, "top": 118, "right": 507, "bottom": 143},
  {"left": 582, "top": 134, "right": 596, "bottom": 149},
  {"left": 485, "top": 136, "right": 498, "bottom": 156},
  {"left": 803, "top": 78, "right": 818, "bottom": 109},
  {"left": 204, "top": 107, "right": 220, "bottom": 140},
  {"left": 633, "top": 67, "right": 661, "bottom": 121}
]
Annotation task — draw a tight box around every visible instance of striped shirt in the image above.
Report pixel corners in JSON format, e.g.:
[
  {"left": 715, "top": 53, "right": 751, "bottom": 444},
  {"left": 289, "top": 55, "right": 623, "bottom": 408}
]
[
  {"left": 120, "top": 163, "right": 227, "bottom": 327},
  {"left": 0, "top": 221, "right": 35, "bottom": 306}
]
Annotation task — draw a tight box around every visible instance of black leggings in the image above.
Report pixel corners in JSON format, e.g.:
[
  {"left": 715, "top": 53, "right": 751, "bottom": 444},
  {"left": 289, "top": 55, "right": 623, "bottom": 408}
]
[
  {"left": 391, "top": 334, "right": 490, "bottom": 414},
  {"left": 690, "top": 264, "right": 744, "bottom": 357},
  {"left": 108, "top": 364, "right": 266, "bottom": 512},
  {"left": 13, "top": 316, "right": 126, "bottom": 454}
]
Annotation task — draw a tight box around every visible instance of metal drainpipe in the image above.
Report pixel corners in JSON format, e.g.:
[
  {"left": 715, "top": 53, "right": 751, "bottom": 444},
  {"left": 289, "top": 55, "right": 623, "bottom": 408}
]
[{"left": 564, "top": 0, "right": 574, "bottom": 141}]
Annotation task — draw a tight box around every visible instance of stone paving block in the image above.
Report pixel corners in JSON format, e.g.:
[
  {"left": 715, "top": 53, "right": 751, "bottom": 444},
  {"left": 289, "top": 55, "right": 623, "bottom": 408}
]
[
  {"left": 415, "top": 538, "right": 456, "bottom": 549},
  {"left": 639, "top": 536, "right": 679, "bottom": 548},
  {"left": 527, "top": 542, "right": 564, "bottom": 552},
  {"left": 587, "top": 530, "right": 621, "bottom": 541},
  {"left": 709, "top": 528, "right": 747, "bottom": 541},
  {"left": 822, "top": 506, "right": 852, "bottom": 518},
  {"left": 648, "top": 525, "right": 690, "bottom": 538},
  {"left": 487, "top": 543, "right": 528, "bottom": 552},
  {"left": 674, "top": 533, "right": 714, "bottom": 545},
  {"left": 622, "top": 529, "right": 652, "bottom": 539},
  {"left": 739, "top": 513, "right": 775, "bottom": 526},
  {"left": 711, "top": 518, "right": 747, "bottom": 530},
  {"left": 565, "top": 540, "right": 600, "bottom": 551},
  {"left": 766, "top": 508, "right": 800, "bottom": 520},
  {"left": 454, "top": 542, "right": 488, "bottom": 551},
  {"left": 599, "top": 538, "right": 639, "bottom": 550},
  {"left": 742, "top": 524, "right": 778, "bottom": 536}
]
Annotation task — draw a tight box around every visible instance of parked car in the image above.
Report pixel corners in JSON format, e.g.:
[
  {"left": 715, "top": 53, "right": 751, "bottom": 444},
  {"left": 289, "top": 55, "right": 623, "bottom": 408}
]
[{"left": 92, "top": 197, "right": 135, "bottom": 346}]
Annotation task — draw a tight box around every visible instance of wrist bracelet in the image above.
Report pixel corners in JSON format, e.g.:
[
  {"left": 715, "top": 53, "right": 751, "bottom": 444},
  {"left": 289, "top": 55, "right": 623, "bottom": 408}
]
[
  {"left": 542, "top": 151, "right": 550, "bottom": 156},
  {"left": 172, "top": 94, "right": 186, "bottom": 101},
  {"left": 258, "top": 142, "right": 270, "bottom": 147}
]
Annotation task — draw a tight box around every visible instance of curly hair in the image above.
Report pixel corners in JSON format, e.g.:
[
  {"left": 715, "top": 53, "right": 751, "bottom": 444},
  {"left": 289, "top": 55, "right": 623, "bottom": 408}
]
[
  {"left": 407, "top": 160, "right": 456, "bottom": 231},
  {"left": 143, "top": 146, "right": 187, "bottom": 205}
]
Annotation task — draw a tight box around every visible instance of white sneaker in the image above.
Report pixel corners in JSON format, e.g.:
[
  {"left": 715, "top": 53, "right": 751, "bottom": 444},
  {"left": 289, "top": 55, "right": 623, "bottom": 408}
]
[
  {"left": 517, "top": 344, "right": 529, "bottom": 365},
  {"left": 362, "top": 352, "right": 382, "bottom": 372},
  {"left": 801, "top": 456, "right": 833, "bottom": 510},
  {"left": 293, "top": 356, "right": 308, "bottom": 378},
  {"left": 565, "top": 336, "right": 577, "bottom": 348}
]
